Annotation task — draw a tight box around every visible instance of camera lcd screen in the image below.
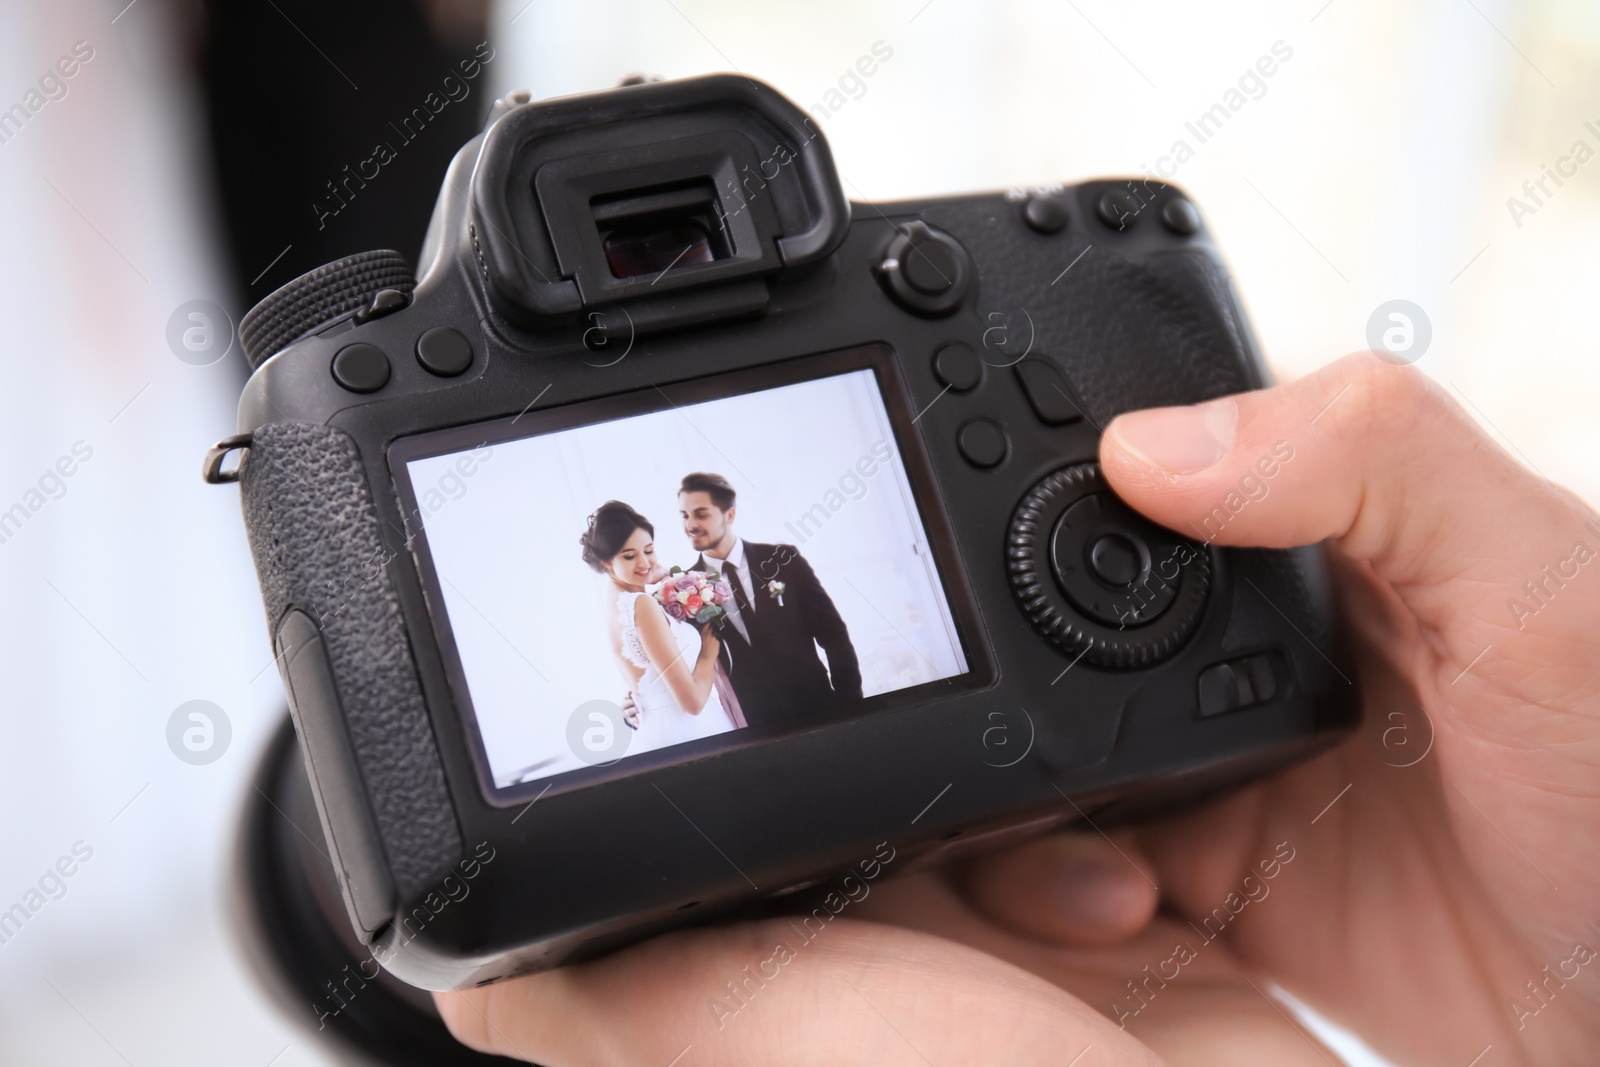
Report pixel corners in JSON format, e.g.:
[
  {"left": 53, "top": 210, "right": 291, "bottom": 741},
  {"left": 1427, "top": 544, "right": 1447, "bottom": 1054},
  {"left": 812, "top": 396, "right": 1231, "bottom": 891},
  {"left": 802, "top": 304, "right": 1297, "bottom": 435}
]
[{"left": 392, "top": 355, "right": 971, "bottom": 798}]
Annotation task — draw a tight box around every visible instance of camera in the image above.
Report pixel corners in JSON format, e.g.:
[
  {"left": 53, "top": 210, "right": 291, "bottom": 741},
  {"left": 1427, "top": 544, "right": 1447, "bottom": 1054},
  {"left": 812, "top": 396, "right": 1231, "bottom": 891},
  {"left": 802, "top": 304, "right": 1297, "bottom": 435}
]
[{"left": 210, "top": 74, "right": 1358, "bottom": 1005}]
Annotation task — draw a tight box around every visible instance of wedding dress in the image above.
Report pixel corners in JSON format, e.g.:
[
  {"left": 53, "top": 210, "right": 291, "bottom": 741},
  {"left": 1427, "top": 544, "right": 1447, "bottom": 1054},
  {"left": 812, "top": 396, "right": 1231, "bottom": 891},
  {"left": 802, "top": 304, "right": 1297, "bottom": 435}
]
[{"left": 617, "top": 591, "right": 737, "bottom": 751}]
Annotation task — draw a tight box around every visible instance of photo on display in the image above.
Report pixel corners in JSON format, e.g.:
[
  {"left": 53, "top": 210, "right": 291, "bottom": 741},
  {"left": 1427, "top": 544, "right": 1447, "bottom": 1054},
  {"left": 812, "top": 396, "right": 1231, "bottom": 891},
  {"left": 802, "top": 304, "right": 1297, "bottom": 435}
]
[{"left": 394, "top": 361, "right": 970, "bottom": 794}]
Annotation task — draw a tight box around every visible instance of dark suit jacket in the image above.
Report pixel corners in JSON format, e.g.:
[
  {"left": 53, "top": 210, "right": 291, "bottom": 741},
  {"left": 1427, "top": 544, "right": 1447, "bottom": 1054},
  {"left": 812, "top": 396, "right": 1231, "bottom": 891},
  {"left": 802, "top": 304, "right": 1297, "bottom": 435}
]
[{"left": 693, "top": 542, "right": 862, "bottom": 726}]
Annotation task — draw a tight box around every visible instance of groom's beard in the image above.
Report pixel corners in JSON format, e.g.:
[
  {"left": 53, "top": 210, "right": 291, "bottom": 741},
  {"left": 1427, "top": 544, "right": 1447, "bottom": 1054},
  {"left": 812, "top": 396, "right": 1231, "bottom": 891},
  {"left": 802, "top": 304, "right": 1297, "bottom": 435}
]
[{"left": 697, "top": 530, "right": 732, "bottom": 557}]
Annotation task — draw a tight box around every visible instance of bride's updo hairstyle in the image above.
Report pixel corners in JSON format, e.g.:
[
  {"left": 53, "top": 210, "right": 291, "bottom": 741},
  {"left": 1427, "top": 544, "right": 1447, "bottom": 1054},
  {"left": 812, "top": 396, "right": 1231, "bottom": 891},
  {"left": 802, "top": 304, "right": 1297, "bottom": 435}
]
[{"left": 580, "top": 500, "right": 654, "bottom": 573}]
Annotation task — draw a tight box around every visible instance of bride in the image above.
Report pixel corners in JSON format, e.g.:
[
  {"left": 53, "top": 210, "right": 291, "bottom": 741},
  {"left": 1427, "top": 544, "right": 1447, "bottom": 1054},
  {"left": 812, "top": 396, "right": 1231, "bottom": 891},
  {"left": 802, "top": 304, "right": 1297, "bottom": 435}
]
[{"left": 581, "top": 500, "right": 739, "bottom": 751}]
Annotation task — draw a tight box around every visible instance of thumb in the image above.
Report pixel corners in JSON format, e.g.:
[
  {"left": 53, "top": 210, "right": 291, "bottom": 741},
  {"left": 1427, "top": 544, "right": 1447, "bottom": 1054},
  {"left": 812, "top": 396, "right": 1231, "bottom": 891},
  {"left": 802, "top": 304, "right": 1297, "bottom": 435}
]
[
  {"left": 1099, "top": 353, "right": 1600, "bottom": 1016},
  {"left": 1099, "top": 352, "right": 1599, "bottom": 643}
]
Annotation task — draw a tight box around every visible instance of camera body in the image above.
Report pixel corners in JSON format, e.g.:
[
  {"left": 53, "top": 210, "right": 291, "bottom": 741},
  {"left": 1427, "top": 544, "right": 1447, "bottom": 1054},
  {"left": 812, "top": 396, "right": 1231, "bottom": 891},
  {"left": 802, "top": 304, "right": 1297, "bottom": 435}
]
[{"left": 214, "top": 75, "right": 1357, "bottom": 990}]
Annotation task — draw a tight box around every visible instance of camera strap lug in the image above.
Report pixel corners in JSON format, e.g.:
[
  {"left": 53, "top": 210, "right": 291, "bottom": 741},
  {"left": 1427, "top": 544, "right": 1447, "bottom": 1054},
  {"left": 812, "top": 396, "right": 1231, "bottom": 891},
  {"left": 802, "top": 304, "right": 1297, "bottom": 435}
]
[{"left": 203, "top": 432, "right": 253, "bottom": 485}]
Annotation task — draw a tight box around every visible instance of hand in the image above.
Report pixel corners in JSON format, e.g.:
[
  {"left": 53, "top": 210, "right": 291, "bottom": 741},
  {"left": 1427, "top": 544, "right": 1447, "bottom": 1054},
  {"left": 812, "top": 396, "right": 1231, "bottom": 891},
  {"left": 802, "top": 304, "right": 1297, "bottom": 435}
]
[
  {"left": 620, "top": 691, "right": 639, "bottom": 731},
  {"left": 947, "top": 353, "right": 1600, "bottom": 1064},
  {"left": 436, "top": 355, "right": 1600, "bottom": 1066}
]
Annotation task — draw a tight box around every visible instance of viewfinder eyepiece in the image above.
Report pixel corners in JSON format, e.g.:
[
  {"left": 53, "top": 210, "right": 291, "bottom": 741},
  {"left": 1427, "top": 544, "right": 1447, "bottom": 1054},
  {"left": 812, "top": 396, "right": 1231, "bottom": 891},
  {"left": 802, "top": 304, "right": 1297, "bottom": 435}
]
[
  {"left": 469, "top": 75, "right": 850, "bottom": 324},
  {"left": 593, "top": 180, "right": 730, "bottom": 279}
]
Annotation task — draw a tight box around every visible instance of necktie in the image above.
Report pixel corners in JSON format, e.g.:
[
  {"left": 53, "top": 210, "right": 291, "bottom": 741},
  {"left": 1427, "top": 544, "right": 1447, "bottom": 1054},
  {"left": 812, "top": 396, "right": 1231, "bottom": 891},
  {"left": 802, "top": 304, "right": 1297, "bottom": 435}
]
[
  {"left": 723, "top": 561, "right": 754, "bottom": 644},
  {"left": 725, "top": 560, "right": 753, "bottom": 612}
]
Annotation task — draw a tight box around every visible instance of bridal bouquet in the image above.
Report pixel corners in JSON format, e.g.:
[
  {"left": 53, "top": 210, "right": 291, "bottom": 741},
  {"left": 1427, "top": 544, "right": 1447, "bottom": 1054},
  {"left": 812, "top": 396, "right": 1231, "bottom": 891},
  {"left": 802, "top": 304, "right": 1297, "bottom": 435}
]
[{"left": 653, "top": 566, "right": 734, "bottom": 626}]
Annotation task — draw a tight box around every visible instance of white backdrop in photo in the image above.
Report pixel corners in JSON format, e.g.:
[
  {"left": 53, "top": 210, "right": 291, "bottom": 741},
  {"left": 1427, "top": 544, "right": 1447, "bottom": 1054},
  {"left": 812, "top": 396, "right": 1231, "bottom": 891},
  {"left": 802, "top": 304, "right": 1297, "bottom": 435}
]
[{"left": 407, "top": 369, "right": 967, "bottom": 785}]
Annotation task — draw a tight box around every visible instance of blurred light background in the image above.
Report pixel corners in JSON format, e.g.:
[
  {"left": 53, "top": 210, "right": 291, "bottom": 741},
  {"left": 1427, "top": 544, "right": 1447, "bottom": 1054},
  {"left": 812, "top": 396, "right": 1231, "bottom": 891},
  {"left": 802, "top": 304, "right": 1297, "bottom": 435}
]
[{"left": 1, "top": 0, "right": 1595, "bottom": 1064}]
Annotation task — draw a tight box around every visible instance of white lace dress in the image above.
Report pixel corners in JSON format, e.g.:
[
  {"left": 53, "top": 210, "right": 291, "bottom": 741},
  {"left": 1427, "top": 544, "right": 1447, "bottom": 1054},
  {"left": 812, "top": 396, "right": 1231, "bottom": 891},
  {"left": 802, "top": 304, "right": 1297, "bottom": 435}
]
[{"left": 617, "top": 591, "right": 736, "bottom": 751}]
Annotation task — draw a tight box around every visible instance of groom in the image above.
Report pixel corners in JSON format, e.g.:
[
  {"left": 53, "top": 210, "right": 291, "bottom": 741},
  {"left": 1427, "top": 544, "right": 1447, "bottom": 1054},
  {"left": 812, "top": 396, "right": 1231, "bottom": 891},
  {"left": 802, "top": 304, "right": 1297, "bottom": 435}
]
[{"left": 679, "top": 472, "right": 862, "bottom": 726}]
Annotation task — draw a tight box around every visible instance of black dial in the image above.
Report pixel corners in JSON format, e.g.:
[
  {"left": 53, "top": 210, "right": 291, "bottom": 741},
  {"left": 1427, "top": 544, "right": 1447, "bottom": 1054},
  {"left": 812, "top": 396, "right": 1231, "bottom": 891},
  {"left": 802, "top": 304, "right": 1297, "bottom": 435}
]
[
  {"left": 240, "top": 249, "right": 415, "bottom": 369},
  {"left": 1007, "top": 463, "right": 1211, "bottom": 668}
]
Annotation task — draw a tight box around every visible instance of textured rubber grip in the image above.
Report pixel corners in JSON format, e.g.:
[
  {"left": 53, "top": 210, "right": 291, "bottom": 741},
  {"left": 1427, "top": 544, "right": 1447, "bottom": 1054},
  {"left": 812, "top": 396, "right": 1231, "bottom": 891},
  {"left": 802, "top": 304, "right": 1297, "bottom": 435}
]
[
  {"left": 240, "top": 421, "right": 462, "bottom": 899},
  {"left": 240, "top": 250, "right": 416, "bottom": 370}
]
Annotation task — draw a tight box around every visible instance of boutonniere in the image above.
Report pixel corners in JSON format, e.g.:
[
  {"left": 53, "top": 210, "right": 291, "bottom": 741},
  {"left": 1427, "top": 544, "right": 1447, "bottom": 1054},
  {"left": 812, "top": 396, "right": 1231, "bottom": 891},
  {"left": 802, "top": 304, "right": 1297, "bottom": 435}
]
[{"left": 766, "top": 580, "right": 786, "bottom": 607}]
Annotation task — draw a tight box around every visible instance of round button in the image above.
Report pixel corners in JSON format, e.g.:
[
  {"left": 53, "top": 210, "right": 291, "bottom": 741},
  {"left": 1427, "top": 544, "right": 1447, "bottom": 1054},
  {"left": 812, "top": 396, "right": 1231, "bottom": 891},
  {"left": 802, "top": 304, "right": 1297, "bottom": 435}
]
[
  {"left": 903, "top": 240, "right": 959, "bottom": 294},
  {"left": 1161, "top": 198, "right": 1201, "bottom": 236},
  {"left": 933, "top": 343, "right": 982, "bottom": 392},
  {"left": 956, "top": 418, "right": 1007, "bottom": 469},
  {"left": 415, "top": 326, "right": 473, "bottom": 376},
  {"left": 1023, "top": 195, "right": 1069, "bottom": 235},
  {"left": 1095, "top": 191, "right": 1141, "bottom": 231},
  {"left": 331, "top": 343, "right": 390, "bottom": 393},
  {"left": 1089, "top": 532, "right": 1142, "bottom": 586},
  {"left": 1050, "top": 494, "right": 1176, "bottom": 626}
]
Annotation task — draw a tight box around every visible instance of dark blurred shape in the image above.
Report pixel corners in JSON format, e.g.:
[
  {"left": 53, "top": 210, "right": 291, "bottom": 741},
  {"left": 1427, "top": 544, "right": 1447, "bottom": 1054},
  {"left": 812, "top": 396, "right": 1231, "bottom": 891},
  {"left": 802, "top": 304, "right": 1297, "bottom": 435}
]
[
  {"left": 199, "top": 0, "right": 491, "bottom": 302},
  {"left": 237, "top": 716, "right": 516, "bottom": 1065}
]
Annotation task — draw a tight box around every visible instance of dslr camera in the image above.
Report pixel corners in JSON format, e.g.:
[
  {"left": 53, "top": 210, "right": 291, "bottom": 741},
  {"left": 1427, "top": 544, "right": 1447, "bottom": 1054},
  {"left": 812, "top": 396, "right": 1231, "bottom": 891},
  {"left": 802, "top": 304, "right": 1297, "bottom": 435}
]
[{"left": 211, "top": 75, "right": 1357, "bottom": 1014}]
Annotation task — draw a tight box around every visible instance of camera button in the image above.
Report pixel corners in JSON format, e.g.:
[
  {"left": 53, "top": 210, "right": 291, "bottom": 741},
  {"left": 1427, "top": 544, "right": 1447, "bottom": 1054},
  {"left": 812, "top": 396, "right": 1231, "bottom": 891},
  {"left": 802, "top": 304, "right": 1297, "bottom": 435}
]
[
  {"left": 1051, "top": 494, "right": 1176, "bottom": 626},
  {"left": 1096, "top": 190, "right": 1142, "bottom": 231},
  {"left": 903, "top": 240, "right": 959, "bottom": 294},
  {"left": 330, "top": 343, "right": 391, "bottom": 393},
  {"left": 1088, "top": 532, "right": 1142, "bottom": 586},
  {"left": 933, "top": 343, "right": 982, "bottom": 393},
  {"left": 956, "top": 418, "right": 1008, "bottom": 469},
  {"left": 877, "top": 221, "right": 972, "bottom": 316},
  {"left": 415, "top": 327, "right": 473, "bottom": 377},
  {"left": 1023, "top": 195, "right": 1070, "bottom": 235},
  {"left": 1161, "top": 198, "right": 1201, "bottom": 236},
  {"left": 1014, "top": 361, "right": 1084, "bottom": 425},
  {"left": 1197, "top": 653, "right": 1282, "bottom": 716}
]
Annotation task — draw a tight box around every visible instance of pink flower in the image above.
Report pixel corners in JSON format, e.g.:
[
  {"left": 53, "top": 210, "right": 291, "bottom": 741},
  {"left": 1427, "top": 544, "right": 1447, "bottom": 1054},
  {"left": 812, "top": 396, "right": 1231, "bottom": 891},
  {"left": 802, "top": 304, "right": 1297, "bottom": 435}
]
[
  {"left": 663, "top": 600, "right": 687, "bottom": 621},
  {"left": 674, "top": 575, "right": 699, "bottom": 593},
  {"left": 685, "top": 593, "right": 703, "bottom": 614},
  {"left": 713, "top": 581, "right": 733, "bottom": 601}
]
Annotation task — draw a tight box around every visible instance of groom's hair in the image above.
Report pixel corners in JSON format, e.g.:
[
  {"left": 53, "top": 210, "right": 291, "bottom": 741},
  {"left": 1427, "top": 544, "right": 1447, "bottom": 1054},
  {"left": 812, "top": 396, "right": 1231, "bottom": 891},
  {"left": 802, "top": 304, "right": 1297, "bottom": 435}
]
[{"left": 679, "top": 472, "right": 736, "bottom": 512}]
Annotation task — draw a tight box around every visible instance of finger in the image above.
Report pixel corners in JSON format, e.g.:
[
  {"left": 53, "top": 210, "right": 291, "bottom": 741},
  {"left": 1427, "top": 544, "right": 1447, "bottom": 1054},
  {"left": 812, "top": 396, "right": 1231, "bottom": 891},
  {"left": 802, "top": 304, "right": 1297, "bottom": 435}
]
[
  {"left": 846, "top": 869, "right": 1345, "bottom": 1065},
  {"left": 432, "top": 918, "right": 1164, "bottom": 1066},
  {"left": 960, "top": 832, "right": 1159, "bottom": 946},
  {"left": 1099, "top": 352, "right": 1600, "bottom": 650}
]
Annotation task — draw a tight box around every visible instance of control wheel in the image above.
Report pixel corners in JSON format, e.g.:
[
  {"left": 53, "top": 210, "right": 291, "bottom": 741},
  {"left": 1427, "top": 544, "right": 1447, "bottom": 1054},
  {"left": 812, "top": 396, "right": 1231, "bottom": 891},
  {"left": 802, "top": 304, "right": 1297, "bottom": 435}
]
[
  {"left": 240, "top": 249, "right": 415, "bottom": 369},
  {"left": 1007, "top": 464, "right": 1210, "bottom": 668}
]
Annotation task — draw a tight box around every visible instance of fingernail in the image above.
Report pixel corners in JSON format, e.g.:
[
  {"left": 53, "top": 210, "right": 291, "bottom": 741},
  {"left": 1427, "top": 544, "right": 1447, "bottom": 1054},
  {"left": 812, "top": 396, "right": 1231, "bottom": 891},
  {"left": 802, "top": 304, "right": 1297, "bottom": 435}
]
[
  {"left": 1110, "top": 398, "right": 1237, "bottom": 475},
  {"left": 1053, "top": 860, "right": 1141, "bottom": 929}
]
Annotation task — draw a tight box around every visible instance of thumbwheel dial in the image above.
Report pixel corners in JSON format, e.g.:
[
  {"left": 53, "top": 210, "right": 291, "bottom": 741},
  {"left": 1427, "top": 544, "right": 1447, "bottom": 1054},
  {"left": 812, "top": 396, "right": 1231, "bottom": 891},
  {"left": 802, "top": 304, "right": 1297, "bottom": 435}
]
[
  {"left": 239, "top": 249, "right": 415, "bottom": 370},
  {"left": 1007, "top": 463, "right": 1211, "bottom": 668}
]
